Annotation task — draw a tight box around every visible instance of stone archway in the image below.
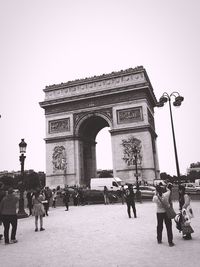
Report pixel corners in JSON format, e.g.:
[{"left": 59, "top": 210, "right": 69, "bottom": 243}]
[
  {"left": 76, "top": 114, "right": 111, "bottom": 187},
  {"left": 40, "top": 66, "right": 160, "bottom": 188}
]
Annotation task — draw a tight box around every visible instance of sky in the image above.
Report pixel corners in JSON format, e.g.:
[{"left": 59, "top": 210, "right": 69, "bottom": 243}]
[{"left": 0, "top": 0, "right": 200, "bottom": 176}]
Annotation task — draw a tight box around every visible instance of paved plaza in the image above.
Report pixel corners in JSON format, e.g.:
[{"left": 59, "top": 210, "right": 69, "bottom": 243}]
[{"left": 0, "top": 200, "right": 200, "bottom": 267}]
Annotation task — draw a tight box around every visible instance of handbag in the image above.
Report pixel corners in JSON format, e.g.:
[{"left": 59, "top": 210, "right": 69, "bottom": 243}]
[
  {"left": 157, "top": 195, "right": 176, "bottom": 219},
  {"left": 182, "top": 224, "right": 194, "bottom": 235},
  {"left": 165, "top": 206, "right": 177, "bottom": 219}
]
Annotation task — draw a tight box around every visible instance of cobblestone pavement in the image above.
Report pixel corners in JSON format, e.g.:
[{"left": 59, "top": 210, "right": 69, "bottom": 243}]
[{"left": 0, "top": 201, "right": 200, "bottom": 267}]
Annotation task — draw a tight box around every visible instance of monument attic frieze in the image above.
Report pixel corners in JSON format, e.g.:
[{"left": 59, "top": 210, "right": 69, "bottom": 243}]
[{"left": 43, "top": 66, "right": 148, "bottom": 101}]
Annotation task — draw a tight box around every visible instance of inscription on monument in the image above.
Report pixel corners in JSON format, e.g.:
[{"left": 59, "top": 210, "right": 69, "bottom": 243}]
[
  {"left": 49, "top": 118, "right": 70, "bottom": 133},
  {"left": 117, "top": 107, "right": 143, "bottom": 124}
]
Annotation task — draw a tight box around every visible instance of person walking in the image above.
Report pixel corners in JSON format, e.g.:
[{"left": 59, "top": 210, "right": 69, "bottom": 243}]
[
  {"left": 63, "top": 186, "right": 70, "bottom": 211},
  {"left": 26, "top": 190, "right": 33, "bottom": 216},
  {"left": 72, "top": 188, "right": 79, "bottom": 206},
  {"left": 52, "top": 189, "right": 57, "bottom": 208},
  {"left": 103, "top": 186, "right": 109, "bottom": 205},
  {"left": 44, "top": 187, "right": 52, "bottom": 216},
  {"left": 32, "top": 190, "right": 45, "bottom": 232},
  {"left": 178, "top": 185, "right": 194, "bottom": 240},
  {"left": 124, "top": 184, "right": 137, "bottom": 218},
  {"left": 153, "top": 185, "right": 175, "bottom": 247},
  {"left": 0, "top": 188, "right": 19, "bottom": 245}
]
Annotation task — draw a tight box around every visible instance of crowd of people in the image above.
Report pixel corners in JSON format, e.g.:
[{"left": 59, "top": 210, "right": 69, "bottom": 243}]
[{"left": 0, "top": 181, "right": 195, "bottom": 247}]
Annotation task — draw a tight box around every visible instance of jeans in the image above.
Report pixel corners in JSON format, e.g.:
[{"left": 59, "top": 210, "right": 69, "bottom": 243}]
[
  {"left": 156, "top": 212, "right": 173, "bottom": 243},
  {"left": 2, "top": 215, "right": 18, "bottom": 244}
]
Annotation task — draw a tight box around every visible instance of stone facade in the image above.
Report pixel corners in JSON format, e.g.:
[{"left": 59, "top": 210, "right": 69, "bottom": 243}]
[{"left": 40, "top": 66, "right": 160, "bottom": 188}]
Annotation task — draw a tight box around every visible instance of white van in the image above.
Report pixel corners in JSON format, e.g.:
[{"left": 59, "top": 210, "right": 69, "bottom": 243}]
[{"left": 90, "top": 177, "right": 122, "bottom": 191}]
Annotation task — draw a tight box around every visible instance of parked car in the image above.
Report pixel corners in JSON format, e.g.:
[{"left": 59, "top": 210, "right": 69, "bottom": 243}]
[
  {"left": 133, "top": 185, "right": 156, "bottom": 199},
  {"left": 184, "top": 183, "right": 200, "bottom": 194}
]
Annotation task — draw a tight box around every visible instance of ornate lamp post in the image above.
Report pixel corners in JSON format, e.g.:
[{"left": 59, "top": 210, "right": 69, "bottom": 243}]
[
  {"left": 133, "top": 145, "right": 141, "bottom": 202},
  {"left": 157, "top": 92, "right": 184, "bottom": 183},
  {"left": 18, "top": 138, "right": 28, "bottom": 218}
]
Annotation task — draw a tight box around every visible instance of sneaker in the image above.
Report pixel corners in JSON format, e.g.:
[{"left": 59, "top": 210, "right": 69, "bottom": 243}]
[
  {"left": 10, "top": 239, "right": 18, "bottom": 244},
  {"left": 40, "top": 228, "right": 45, "bottom": 231},
  {"left": 35, "top": 228, "right": 38, "bottom": 232},
  {"left": 5, "top": 242, "right": 10, "bottom": 245},
  {"left": 157, "top": 241, "right": 162, "bottom": 244},
  {"left": 169, "top": 242, "right": 175, "bottom": 247}
]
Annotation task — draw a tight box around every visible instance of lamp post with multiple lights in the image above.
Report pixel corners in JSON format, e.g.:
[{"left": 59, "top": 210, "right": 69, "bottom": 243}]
[{"left": 157, "top": 92, "right": 184, "bottom": 183}]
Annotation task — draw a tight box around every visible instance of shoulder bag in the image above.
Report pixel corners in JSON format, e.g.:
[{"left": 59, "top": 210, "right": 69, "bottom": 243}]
[{"left": 157, "top": 195, "right": 176, "bottom": 219}]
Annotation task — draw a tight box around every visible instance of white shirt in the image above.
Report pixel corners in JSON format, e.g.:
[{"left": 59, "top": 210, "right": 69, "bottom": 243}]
[{"left": 152, "top": 190, "right": 171, "bottom": 213}]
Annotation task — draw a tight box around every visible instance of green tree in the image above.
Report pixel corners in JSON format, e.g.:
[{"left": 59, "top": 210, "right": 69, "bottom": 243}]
[
  {"left": 0, "top": 175, "right": 14, "bottom": 189},
  {"left": 24, "top": 172, "right": 41, "bottom": 190},
  {"left": 98, "top": 170, "right": 113, "bottom": 178},
  {"left": 187, "top": 171, "right": 200, "bottom": 182}
]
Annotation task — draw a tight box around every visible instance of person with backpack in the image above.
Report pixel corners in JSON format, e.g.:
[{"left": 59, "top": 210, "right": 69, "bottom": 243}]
[{"left": 124, "top": 184, "right": 137, "bottom": 218}]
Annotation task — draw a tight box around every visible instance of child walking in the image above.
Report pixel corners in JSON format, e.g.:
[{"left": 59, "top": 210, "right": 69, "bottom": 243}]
[{"left": 32, "top": 191, "right": 45, "bottom": 232}]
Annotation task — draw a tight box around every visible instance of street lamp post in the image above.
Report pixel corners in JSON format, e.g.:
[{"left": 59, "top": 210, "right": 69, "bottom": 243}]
[
  {"left": 18, "top": 138, "right": 28, "bottom": 218},
  {"left": 157, "top": 92, "right": 184, "bottom": 183},
  {"left": 133, "top": 145, "right": 141, "bottom": 202}
]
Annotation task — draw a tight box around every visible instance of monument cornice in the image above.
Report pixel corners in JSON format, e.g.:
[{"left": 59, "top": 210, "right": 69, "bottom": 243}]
[
  {"left": 40, "top": 84, "right": 156, "bottom": 109},
  {"left": 44, "top": 135, "right": 78, "bottom": 143},
  {"left": 42, "top": 89, "right": 155, "bottom": 116},
  {"left": 110, "top": 125, "right": 157, "bottom": 137}
]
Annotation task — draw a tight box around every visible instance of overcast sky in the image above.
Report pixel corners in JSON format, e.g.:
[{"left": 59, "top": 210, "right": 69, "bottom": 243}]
[{"left": 0, "top": 0, "right": 200, "bottom": 176}]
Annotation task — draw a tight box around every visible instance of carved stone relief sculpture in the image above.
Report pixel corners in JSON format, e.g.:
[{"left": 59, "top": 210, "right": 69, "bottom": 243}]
[
  {"left": 122, "top": 136, "right": 142, "bottom": 166},
  {"left": 52, "top": 146, "right": 67, "bottom": 172},
  {"left": 117, "top": 107, "right": 143, "bottom": 124},
  {"left": 49, "top": 118, "right": 70, "bottom": 133}
]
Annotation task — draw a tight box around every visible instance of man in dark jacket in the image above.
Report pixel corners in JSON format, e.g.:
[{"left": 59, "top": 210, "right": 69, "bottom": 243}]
[
  {"left": 0, "top": 187, "right": 19, "bottom": 245},
  {"left": 124, "top": 184, "right": 137, "bottom": 218},
  {"left": 63, "top": 186, "right": 70, "bottom": 211}
]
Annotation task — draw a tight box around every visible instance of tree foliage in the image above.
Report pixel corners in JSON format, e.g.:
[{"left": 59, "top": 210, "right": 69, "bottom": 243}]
[
  {"left": 0, "top": 175, "right": 15, "bottom": 189},
  {"left": 98, "top": 170, "right": 113, "bottom": 178},
  {"left": 190, "top": 162, "right": 200, "bottom": 168}
]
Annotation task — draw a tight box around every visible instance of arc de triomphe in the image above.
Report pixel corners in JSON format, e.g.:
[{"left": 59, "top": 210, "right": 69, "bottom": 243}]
[{"left": 40, "top": 66, "right": 160, "bottom": 188}]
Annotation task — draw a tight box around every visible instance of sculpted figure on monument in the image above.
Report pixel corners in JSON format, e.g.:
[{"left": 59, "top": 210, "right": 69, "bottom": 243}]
[
  {"left": 52, "top": 146, "right": 66, "bottom": 171},
  {"left": 122, "top": 137, "right": 142, "bottom": 166}
]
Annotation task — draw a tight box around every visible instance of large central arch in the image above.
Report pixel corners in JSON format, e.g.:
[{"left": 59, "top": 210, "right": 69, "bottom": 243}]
[
  {"left": 40, "top": 66, "right": 160, "bottom": 188},
  {"left": 76, "top": 113, "right": 111, "bottom": 187}
]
